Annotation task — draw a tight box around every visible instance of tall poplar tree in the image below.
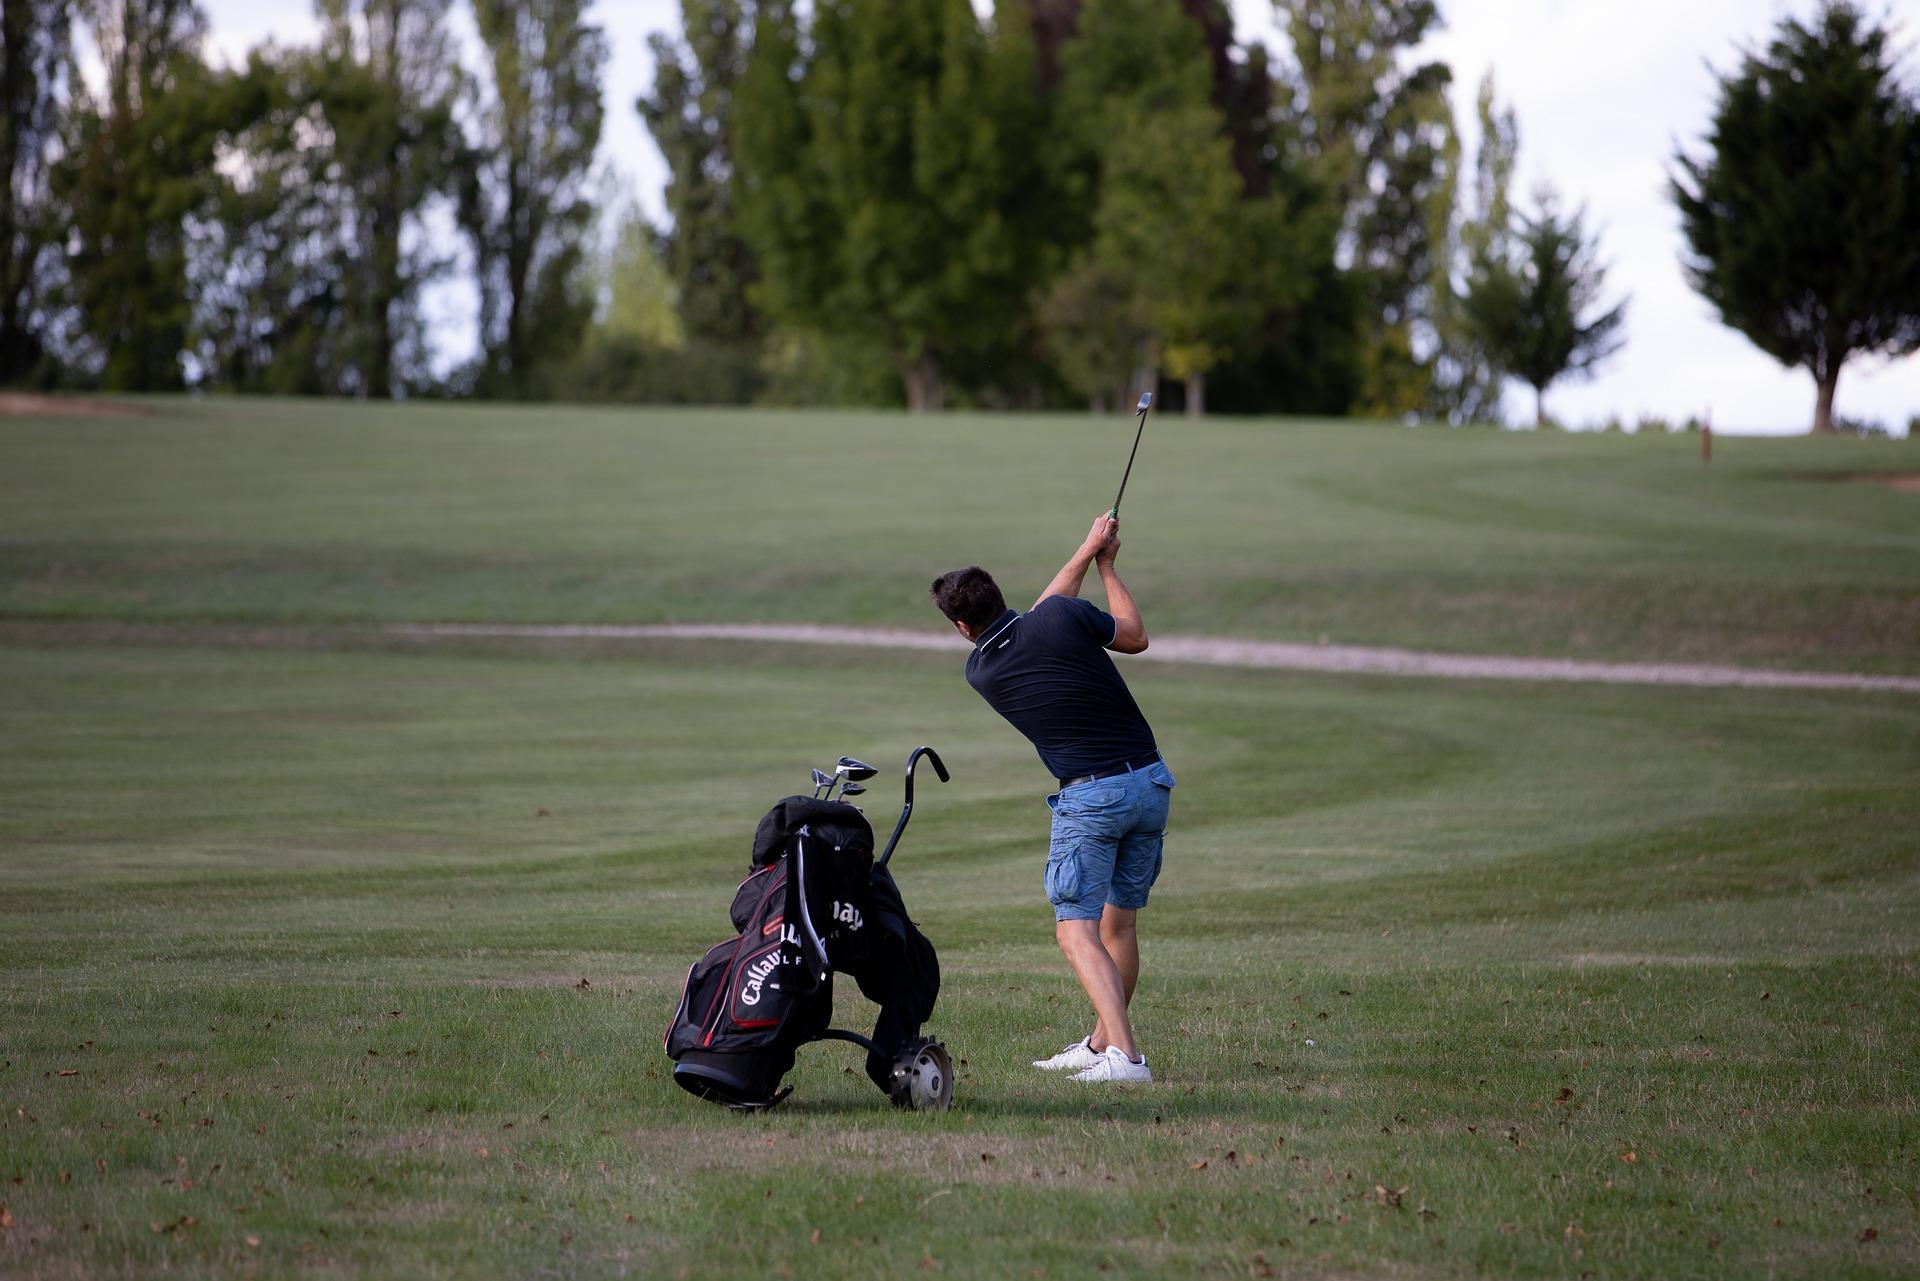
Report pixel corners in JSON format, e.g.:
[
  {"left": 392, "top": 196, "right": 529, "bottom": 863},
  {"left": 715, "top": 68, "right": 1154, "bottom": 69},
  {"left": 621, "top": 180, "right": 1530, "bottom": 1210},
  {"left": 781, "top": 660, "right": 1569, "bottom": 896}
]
[
  {"left": 1278, "top": 0, "right": 1454, "bottom": 414},
  {"left": 56, "top": 0, "right": 223, "bottom": 389},
  {"left": 637, "top": 0, "right": 760, "bottom": 347},
  {"left": 461, "top": 0, "right": 608, "bottom": 397},
  {"left": 314, "top": 0, "right": 466, "bottom": 397},
  {"left": 1672, "top": 3, "right": 1920, "bottom": 434},
  {"left": 1, "top": 0, "right": 71, "bottom": 384}
]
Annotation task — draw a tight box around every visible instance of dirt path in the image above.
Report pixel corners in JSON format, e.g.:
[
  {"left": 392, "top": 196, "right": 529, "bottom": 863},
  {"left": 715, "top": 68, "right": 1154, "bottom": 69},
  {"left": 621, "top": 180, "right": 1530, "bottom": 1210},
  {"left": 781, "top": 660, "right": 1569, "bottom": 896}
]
[{"left": 389, "top": 622, "right": 1920, "bottom": 695}]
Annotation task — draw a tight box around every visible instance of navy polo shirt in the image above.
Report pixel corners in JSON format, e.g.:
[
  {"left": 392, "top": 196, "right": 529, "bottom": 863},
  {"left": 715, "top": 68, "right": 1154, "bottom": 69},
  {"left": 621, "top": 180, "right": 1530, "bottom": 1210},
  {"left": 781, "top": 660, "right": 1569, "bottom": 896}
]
[{"left": 964, "top": 595, "right": 1158, "bottom": 780}]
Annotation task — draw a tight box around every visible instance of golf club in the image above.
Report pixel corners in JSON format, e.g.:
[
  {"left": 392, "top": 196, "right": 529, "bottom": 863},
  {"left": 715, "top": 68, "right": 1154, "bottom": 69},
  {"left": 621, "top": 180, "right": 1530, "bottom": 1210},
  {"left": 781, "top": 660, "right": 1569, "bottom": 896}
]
[
  {"left": 840, "top": 783, "right": 865, "bottom": 798},
  {"left": 1109, "top": 391, "right": 1153, "bottom": 518},
  {"left": 811, "top": 767, "right": 834, "bottom": 799}
]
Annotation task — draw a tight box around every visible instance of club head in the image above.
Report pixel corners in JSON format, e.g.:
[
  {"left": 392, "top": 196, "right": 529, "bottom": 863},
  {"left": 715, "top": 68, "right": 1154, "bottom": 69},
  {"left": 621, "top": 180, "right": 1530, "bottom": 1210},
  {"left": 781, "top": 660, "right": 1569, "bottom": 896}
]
[
  {"left": 839, "top": 783, "right": 865, "bottom": 798},
  {"left": 1136, "top": 391, "right": 1153, "bottom": 413},
  {"left": 835, "top": 756, "right": 878, "bottom": 782},
  {"left": 811, "top": 768, "right": 833, "bottom": 797}
]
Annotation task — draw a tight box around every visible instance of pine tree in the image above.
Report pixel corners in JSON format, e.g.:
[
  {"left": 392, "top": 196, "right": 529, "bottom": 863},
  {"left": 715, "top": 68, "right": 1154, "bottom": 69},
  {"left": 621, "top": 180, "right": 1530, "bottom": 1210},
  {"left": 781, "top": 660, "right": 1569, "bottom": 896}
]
[
  {"left": 1461, "top": 190, "right": 1625, "bottom": 427},
  {"left": 1672, "top": 3, "right": 1920, "bottom": 434}
]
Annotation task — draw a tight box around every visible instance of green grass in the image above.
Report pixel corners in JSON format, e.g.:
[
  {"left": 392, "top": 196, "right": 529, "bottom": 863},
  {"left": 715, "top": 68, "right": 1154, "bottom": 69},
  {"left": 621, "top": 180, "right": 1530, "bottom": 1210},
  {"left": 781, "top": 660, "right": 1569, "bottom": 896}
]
[
  {"left": 3, "top": 640, "right": 1916, "bottom": 1279},
  {"left": 2, "top": 398, "right": 1918, "bottom": 669},
  {"left": 2, "top": 400, "right": 1918, "bottom": 1278}
]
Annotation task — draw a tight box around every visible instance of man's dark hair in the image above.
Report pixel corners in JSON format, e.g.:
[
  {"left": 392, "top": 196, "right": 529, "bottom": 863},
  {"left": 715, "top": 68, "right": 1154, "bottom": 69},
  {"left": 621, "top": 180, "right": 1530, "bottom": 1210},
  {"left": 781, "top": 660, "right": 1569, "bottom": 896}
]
[{"left": 930, "top": 567, "right": 1007, "bottom": 633}]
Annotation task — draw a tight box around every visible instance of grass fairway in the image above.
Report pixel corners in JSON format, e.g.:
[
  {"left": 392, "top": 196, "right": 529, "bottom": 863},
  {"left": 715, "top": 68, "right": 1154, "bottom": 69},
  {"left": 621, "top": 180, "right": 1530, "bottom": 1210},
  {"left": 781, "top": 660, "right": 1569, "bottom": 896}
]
[
  {"left": 3, "top": 638, "right": 1916, "bottom": 1279},
  {"left": 3, "top": 398, "right": 1918, "bottom": 669},
  {"left": 2, "top": 400, "right": 1918, "bottom": 1278}
]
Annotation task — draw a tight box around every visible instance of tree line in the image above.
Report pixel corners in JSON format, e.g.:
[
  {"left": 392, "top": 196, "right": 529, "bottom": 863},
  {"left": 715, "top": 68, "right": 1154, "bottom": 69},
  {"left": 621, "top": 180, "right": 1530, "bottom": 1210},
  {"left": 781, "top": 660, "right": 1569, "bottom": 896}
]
[{"left": 2, "top": 1, "right": 1915, "bottom": 430}]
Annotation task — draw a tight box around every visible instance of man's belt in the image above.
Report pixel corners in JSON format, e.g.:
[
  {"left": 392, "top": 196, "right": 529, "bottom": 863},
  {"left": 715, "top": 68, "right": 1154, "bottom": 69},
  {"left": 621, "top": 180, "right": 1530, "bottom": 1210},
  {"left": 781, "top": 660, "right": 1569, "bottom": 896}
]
[{"left": 1057, "top": 750, "right": 1161, "bottom": 791}]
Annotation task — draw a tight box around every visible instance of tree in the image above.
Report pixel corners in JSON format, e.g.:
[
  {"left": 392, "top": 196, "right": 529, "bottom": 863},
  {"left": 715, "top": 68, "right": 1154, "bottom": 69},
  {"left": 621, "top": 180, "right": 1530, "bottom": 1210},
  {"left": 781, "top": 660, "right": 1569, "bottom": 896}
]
[
  {"left": 313, "top": 0, "right": 466, "bottom": 397},
  {"left": 1038, "top": 259, "right": 1152, "bottom": 412},
  {"left": 1427, "top": 70, "right": 1518, "bottom": 424},
  {"left": 598, "top": 203, "right": 685, "bottom": 352},
  {"left": 461, "top": 0, "right": 608, "bottom": 397},
  {"left": 637, "top": 0, "right": 760, "bottom": 347},
  {"left": 1672, "top": 3, "right": 1920, "bottom": 434},
  {"left": 1, "top": 0, "right": 71, "bottom": 384},
  {"left": 1277, "top": 0, "right": 1455, "bottom": 415},
  {"left": 55, "top": 0, "right": 227, "bottom": 390},
  {"left": 186, "top": 54, "right": 353, "bottom": 394},
  {"left": 735, "top": 0, "right": 1052, "bottom": 411},
  {"left": 1461, "top": 190, "right": 1625, "bottom": 427},
  {"left": 1046, "top": 0, "right": 1312, "bottom": 414}
]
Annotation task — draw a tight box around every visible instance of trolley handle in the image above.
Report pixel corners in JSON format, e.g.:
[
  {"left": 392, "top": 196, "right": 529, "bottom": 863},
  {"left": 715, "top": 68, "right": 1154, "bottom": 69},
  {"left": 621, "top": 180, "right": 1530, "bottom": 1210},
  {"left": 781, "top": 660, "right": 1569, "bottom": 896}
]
[{"left": 876, "top": 746, "right": 948, "bottom": 869}]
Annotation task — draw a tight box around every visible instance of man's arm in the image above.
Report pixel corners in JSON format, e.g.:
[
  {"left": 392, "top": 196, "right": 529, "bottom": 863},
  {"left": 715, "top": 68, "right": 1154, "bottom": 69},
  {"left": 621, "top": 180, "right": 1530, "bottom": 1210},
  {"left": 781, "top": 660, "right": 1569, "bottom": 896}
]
[
  {"left": 1095, "top": 535, "right": 1148, "bottom": 653},
  {"left": 1033, "top": 514, "right": 1117, "bottom": 610}
]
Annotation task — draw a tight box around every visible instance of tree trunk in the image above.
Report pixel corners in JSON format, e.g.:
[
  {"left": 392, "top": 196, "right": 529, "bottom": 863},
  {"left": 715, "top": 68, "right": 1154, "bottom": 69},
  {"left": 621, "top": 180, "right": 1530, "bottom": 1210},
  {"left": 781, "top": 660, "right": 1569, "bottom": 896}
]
[
  {"left": 1535, "top": 383, "right": 1547, "bottom": 429},
  {"left": 1812, "top": 363, "right": 1840, "bottom": 434},
  {"left": 1186, "top": 371, "right": 1205, "bottom": 417},
  {"left": 899, "top": 350, "right": 944, "bottom": 412}
]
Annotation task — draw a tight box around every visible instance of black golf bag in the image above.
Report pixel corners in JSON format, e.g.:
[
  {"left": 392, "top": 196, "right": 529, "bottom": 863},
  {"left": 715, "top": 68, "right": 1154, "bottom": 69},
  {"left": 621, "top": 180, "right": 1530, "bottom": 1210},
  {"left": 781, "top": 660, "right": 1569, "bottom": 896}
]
[{"left": 665, "top": 748, "right": 951, "bottom": 1110}]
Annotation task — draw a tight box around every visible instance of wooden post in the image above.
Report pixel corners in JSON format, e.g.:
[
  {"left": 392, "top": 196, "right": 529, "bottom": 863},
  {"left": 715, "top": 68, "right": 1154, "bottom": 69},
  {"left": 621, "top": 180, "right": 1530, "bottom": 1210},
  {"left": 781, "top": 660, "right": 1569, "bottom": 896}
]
[{"left": 1702, "top": 409, "right": 1712, "bottom": 465}]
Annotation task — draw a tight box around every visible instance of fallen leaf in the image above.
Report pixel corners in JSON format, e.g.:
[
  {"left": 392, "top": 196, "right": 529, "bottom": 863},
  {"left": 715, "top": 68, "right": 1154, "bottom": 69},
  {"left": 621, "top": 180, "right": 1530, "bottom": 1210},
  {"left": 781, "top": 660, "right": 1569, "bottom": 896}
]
[
  {"left": 0, "top": 1207, "right": 12, "bottom": 1230},
  {"left": 1620, "top": 1150, "right": 1638, "bottom": 1164},
  {"left": 1564, "top": 1222, "right": 1588, "bottom": 1241},
  {"left": 246, "top": 1236, "right": 261, "bottom": 1248},
  {"left": 809, "top": 1229, "right": 821, "bottom": 1244},
  {"left": 576, "top": 978, "right": 592, "bottom": 990},
  {"left": 1417, "top": 1205, "right": 1437, "bottom": 1221},
  {"left": 1373, "top": 1185, "right": 1407, "bottom": 1208},
  {"left": 536, "top": 809, "right": 551, "bottom": 817},
  {"left": 1860, "top": 1227, "right": 1878, "bottom": 1243},
  {"left": 57, "top": 1069, "right": 78, "bottom": 1077},
  {"left": 473, "top": 1147, "right": 490, "bottom": 1160},
  {"left": 919, "top": 1253, "right": 940, "bottom": 1271},
  {"left": 1189, "top": 1160, "right": 1209, "bottom": 1171},
  {"left": 1555, "top": 1087, "right": 1573, "bottom": 1101}
]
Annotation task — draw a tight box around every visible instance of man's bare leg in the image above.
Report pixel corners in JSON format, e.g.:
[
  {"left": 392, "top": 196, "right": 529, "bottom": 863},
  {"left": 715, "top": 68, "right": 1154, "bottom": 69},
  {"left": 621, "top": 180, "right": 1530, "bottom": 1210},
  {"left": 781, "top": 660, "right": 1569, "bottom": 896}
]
[
  {"left": 1090, "top": 906, "right": 1139, "bottom": 1050},
  {"left": 1056, "top": 919, "right": 1137, "bottom": 1059}
]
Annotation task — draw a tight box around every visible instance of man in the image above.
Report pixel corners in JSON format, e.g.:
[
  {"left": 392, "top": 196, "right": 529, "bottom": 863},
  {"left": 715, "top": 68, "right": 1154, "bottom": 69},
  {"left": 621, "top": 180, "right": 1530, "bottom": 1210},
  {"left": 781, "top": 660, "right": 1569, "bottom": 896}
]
[{"left": 930, "top": 514, "right": 1174, "bottom": 1083}]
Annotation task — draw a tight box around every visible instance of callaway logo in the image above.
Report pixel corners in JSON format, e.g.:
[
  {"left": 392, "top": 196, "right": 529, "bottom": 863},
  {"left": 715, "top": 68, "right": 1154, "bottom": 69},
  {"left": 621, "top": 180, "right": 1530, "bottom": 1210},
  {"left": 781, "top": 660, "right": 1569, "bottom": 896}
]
[
  {"left": 738, "top": 951, "right": 781, "bottom": 1006},
  {"left": 739, "top": 926, "right": 803, "bottom": 1007},
  {"left": 831, "top": 900, "right": 864, "bottom": 930}
]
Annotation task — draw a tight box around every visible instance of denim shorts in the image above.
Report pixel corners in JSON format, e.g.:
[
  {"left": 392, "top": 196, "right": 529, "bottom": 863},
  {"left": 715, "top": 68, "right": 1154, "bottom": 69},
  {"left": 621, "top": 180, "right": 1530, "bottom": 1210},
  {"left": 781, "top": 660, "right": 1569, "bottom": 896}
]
[{"left": 1043, "top": 760, "right": 1176, "bottom": 922}]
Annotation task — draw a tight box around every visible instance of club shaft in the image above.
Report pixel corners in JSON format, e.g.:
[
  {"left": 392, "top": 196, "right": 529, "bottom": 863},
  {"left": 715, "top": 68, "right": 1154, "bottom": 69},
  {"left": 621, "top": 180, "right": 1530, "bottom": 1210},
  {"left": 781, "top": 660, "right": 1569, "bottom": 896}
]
[{"left": 1111, "top": 406, "right": 1150, "bottom": 516}]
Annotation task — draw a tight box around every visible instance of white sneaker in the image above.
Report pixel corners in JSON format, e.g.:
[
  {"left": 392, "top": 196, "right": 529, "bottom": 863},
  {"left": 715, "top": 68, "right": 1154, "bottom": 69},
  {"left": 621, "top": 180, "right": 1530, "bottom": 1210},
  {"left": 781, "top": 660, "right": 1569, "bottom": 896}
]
[
  {"left": 1070, "top": 1045, "right": 1151, "bottom": 1083},
  {"left": 1032, "top": 1036, "right": 1101, "bottom": 1072}
]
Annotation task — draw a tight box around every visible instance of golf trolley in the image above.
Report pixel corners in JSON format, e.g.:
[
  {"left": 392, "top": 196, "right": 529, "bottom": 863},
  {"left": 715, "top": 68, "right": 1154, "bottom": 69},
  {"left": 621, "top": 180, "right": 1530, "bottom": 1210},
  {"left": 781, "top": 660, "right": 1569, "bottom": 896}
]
[{"left": 665, "top": 747, "right": 954, "bottom": 1112}]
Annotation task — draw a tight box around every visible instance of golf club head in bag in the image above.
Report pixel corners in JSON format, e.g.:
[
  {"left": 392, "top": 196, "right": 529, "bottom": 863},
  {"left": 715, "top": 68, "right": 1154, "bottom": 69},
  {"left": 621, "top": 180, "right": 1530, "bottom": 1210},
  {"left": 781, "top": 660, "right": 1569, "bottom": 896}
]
[
  {"left": 887, "top": 1036, "right": 954, "bottom": 1112},
  {"left": 810, "top": 767, "right": 834, "bottom": 799}
]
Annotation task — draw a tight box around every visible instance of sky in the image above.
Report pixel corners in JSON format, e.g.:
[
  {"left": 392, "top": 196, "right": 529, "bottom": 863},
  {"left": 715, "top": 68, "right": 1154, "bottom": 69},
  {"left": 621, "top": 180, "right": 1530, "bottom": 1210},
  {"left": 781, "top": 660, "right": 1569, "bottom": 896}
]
[{"left": 196, "top": 0, "right": 1920, "bottom": 433}]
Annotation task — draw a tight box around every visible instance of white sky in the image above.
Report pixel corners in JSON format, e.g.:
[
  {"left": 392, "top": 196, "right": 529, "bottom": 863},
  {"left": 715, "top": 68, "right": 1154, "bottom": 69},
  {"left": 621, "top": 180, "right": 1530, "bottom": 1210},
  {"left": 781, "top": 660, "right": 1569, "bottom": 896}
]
[{"left": 198, "top": 0, "right": 1920, "bottom": 433}]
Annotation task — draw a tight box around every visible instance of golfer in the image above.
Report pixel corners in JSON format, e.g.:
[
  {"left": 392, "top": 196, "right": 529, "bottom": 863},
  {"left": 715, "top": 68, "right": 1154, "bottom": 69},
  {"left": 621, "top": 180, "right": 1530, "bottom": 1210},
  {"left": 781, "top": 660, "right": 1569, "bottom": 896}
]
[{"left": 930, "top": 514, "right": 1172, "bottom": 1083}]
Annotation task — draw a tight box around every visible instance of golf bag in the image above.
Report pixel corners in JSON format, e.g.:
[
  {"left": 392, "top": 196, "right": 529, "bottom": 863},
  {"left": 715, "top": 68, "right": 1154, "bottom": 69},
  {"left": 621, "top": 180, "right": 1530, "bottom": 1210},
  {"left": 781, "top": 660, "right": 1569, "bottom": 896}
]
[{"left": 665, "top": 748, "right": 951, "bottom": 1111}]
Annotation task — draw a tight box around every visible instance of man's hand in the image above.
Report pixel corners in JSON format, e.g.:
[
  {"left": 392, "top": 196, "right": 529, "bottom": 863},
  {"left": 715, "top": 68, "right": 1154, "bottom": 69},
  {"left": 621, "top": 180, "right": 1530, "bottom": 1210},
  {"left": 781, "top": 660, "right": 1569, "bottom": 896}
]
[
  {"left": 1038, "top": 514, "right": 1119, "bottom": 610},
  {"left": 1094, "top": 521, "right": 1121, "bottom": 567},
  {"left": 1080, "top": 514, "right": 1118, "bottom": 558}
]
